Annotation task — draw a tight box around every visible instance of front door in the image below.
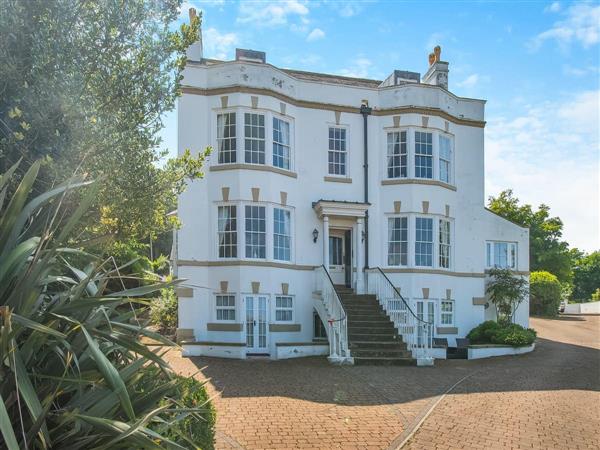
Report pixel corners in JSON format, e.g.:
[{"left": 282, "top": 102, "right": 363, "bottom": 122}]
[
  {"left": 344, "top": 229, "right": 352, "bottom": 288},
  {"left": 245, "top": 296, "right": 268, "bottom": 354},
  {"left": 416, "top": 300, "right": 435, "bottom": 346}
]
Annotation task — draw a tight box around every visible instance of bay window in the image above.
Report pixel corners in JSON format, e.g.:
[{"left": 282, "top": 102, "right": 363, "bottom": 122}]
[{"left": 216, "top": 295, "right": 236, "bottom": 321}]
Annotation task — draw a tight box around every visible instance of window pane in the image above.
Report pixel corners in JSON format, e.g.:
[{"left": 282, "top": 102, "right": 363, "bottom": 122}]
[
  {"left": 388, "top": 217, "right": 408, "bottom": 266},
  {"left": 274, "top": 208, "right": 291, "bottom": 261},
  {"left": 245, "top": 113, "right": 265, "bottom": 164},
  {"left": 217, "top": 113, "right": 237, "bottom": 164},
  {"left": 245, "top": 205, "right": 266, "bottom": 258},
  {"left": 329, "top": 236, "right": 343, "bottom": 265},
  {"left": 439, "top": 135, "right": 452, "bottom": 183},
  {"left": 273, "top": 117, "right": 291, "bottom": 170},
  {"left": 218, "top": 206, "right": 237, "bottom": 258},
  {"left": 415, "top": 131, "right": 433, "bottom": 179},
  {"left": 415, "top": 217, "right": 433, "bottom": 267},
  {"left": 387, "top": 131, "right": 407, "bottom": 179},
  {"left": 439, "top": 219, "right": 451, "bottom": 268},
  {"left": 328, "top": 127, "right": 347, "bottom": 175}
]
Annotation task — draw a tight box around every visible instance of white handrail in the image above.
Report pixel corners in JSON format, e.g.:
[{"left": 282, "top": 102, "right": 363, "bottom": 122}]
[
  {"left": 365, "top": 267, "right": 433, "bottom": 359},
  {"left": 313, "top": 265, "right": 350, "bottom": 361}
]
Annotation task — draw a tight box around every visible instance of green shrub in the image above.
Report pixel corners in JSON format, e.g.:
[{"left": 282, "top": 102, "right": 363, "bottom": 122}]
[
  {"left": 150, "top": 287, "right": 178, "bottom": 335},
  {"left": 592, "top": 288, "right": 600, "bottom": 301},
  {"left": 467, "top": 321, "right": 536, "bottom": 346},
  {"left": 529, "top": 271, "right": 562, "bottom": 316}
]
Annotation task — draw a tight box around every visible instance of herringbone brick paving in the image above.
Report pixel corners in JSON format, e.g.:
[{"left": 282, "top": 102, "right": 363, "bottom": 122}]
[{"left": 166, "top": 316, "right": 600, "bottom": 449}]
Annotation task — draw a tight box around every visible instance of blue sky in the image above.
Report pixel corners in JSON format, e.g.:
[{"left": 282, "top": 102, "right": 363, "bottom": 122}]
[{"left": 160, "top": 0, "right": 599, "bottom": 252}]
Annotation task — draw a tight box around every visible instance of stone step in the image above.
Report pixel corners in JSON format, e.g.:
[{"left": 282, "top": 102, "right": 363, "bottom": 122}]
[
  {"left": 340, "top": 295, "right": 378, "bottom": 302},
  {"left": 349, "top": 340, "right": 408, "bottom": 350},
  {"left": 346, "top": 314, "right": 389, "bottom": 323},
  {"left": 348, "top": 332, "right": 399, "bottom": 342},
  {"left": 348, "top": 324, "right": 396, "bottom": 334},
  {"left": 351, "top": 348, "right": 412, "bottom": 358},
  {"left": 347, "top": 318, "right": 393, "bottom": 326},
  {"left": 353, "top": 356, "right": 416, "bottom": 366}
]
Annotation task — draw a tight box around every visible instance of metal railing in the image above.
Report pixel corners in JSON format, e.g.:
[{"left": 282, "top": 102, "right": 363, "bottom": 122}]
[
  {"left": 365, "top": 267, "right": 433, "bottom": 358},
  {"left": 313, "top": 265, "right": 350, "bottom": 361}
]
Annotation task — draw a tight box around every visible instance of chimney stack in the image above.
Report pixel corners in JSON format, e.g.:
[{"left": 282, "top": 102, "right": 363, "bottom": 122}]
[
  {"left": 422, "top": 45, "right": 449, "bottom": 90},
  {"left": 186, "top": 8, "right": 203, "bottom": 61}
]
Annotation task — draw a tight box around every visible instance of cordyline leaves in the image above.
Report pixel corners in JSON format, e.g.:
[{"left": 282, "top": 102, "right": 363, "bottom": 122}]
[{"left": 0, "top": 160, "right": 211, "bottom": 449}]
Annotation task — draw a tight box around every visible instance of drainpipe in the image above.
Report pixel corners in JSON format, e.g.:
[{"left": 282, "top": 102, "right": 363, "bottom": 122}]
[{"left": 360, "top": 102, "right": 372, "bottom": 270}]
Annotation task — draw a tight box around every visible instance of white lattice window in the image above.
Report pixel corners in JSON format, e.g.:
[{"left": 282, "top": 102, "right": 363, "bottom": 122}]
[
  {"left": 388, "top": 217, "right": 408, "bottom": 266},
  {"left": 216, "top": 295, "right": 236, "bottom": 321},
  {"left": 244, "top": 113, "right": 265, "bottom": 164},
  {"left": 415, "top": 131, "right": 433, "bottom": 179},
  {"left": 439, "top": 219, "right": 451, "bottom": 269},
  {"left": 415, "top": 217, "right": 433, "bottom": 267},
  {"left": 245, "top": 205, "right": 266, "bottom": 259},
  {"left": 217, "top": 113, "right": 236, "bottom": 164},
  {"left": 275, "top": 296, "right": 293, "bottom": 322},
  {"left": 439, "top": 135, "right": 452, "bottom": 183},
  {"left": 273, "top": 208, "right": 291, "bottom": 261},
  {"left": 217, "top": 205, "right": 237, "bottom": 258},
  {"left": 440, "top": 300, "right": 454, "bottom": 326},
  {"left": 328, "top": 127, "right": 347, "bottom": 176},
  {"left": 273, "top": 117, "right": 291, "bottom": 170},
  {"left": 486, "top": 242, "right": 517, "bottom": 269},
  {"left": 387, "top": 131, "right": 407, "bottom": 178}
]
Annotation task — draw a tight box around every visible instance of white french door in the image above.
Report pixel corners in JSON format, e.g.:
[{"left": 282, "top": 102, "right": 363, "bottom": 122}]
[
  {"left": 416, "top": 300, "right": 435, "bottom": 346},
  {"left": 245, "top": 296, "right": 269, "bottom": 354}
]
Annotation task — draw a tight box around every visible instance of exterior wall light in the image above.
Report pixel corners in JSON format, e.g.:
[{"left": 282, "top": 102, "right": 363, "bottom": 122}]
[{"left": 312, "top": 228, "right": 319, "bottom": 243}]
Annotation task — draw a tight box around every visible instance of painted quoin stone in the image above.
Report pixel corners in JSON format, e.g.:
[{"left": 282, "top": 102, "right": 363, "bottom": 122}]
[{"left": 174, "top": 21, "right": 530, "bottom": 359}]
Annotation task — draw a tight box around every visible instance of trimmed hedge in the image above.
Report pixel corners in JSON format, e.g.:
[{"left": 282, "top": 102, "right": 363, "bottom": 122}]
[
  {"left": 530, "top": 271, "right": 562, "bottom": 316},
  {"left": 467, "top": 321, "right": 537, "bottom": 347}
]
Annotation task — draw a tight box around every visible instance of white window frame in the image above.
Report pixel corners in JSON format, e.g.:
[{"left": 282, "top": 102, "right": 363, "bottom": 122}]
[
  {"left": 244, "top": 204, "right": 267, "bottom": 259},
  {"left": 217, "top": 205, "right": 237, "bottom": 259},
  {"left": 387, "top": 216, "right": 409, "bottom": 266},
  {"left": 215, "top": 294, "right": 237, "bottom": 322},
  {"left": 244, "top": 112, "right": 266, "bottom": 165},
  {"left": 329, "top": 235, "right": 343, "bottom": 267},
  {"left": 415, "top": 216, "right": 434, "bottom": 267},
  {"left": 414, "top": 130, "right": 433, "bottom": 179},
  {"left": 486, "top": 241, "right": 518, "bottom": 269},
  {"left": 386, "top": 130, "right": 408, "bottom": 179},
  {"left": 273, "top": 207, "right": 291, "bottom": 262},
  {"left": 327, "top": 126, "right": 348, "bottom": 177},
  {"left": 439, "top": 219, "right": 451, "bottom": 269},
  {"left": 438, "top": 134, "right": 453, "bottom": 184},
  {"left": 272, "top": 116, "right": 291, "bottom": 170},
  {"left": 439, "top": 299, "right": 455, "bottom": 326},
  {"left": 274, "top": 295, "right": 294, "bottom": 323},
  {"left": 216, "top": 112, "right": 237, "bottom": 164}
]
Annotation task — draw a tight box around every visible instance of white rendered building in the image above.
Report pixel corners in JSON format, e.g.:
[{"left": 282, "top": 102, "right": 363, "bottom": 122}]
[{"left": 175, "top": 22, "right": 529, "bottom": 363}]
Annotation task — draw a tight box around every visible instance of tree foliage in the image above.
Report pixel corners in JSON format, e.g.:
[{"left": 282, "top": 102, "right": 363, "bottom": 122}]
[
  {"left": 488, "top": 190, "right": 572, "bottom": 282},
  {"left": 0, "top": 0, "right": 208, "bottom": 248},
  {"left": 529, "top": 271, "right": 562, "bottom": 316},
  {"left": 0, "top": 161, "right": 214, "bottom": 448},
  {"left": 571, "top": 251, "right": 600, "bottom": 301},
  {"left": 486, "top": 268, "right": 529, "bottom": 324}
]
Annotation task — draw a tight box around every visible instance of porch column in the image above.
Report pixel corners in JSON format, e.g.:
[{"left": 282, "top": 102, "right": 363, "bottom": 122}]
[
  {"left": 322, "top": 215, "right": 329, "bottom": 270},
  {"left": 356, "top": 217, "right": 365, "bottom": 293}
]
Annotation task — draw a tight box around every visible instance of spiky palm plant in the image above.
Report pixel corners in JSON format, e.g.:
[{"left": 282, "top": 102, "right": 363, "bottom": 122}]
[{"left": 0, "top": 161, "right": 213, "bottom": 449}]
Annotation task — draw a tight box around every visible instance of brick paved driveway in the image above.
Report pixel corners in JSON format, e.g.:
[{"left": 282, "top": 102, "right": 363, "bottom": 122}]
[{"left": 166, "top": 316, "right": 600, "bottom": 450}]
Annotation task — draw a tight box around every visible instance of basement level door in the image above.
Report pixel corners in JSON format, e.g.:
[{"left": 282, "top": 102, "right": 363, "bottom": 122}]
[
  {"left": 416, "top": 300, "right": 435, "bottom": 347},
  {"left": 245, "top": 296, "right": 268, "bottom": 354}
]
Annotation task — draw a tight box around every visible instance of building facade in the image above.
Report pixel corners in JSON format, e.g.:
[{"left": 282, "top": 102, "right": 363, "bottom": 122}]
[{"left": 175, "top": 23, "right": 529, "bottom": 361}]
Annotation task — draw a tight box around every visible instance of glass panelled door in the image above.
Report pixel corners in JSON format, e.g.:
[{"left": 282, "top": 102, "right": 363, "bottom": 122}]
[
  {"left": 416, "top": 300, "right": 435, "bottom": 346},
  {"left": 245, "top": 296, "right": 268, "bottom": 353}
]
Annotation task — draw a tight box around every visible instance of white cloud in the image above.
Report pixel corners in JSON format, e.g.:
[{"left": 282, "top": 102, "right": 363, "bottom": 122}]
[
  {"left": 485, "top": 91, "right": 600, "bottom": 252},
  {"left": 545, "top": 1, "right": 561, "bottom": 13},
  {"left": 203, "top": 27, "right": 239, "bottom": 60},
  {"left": 425, "top": 32, "right": 445, "bottom": 51},
  {"left": 306, "top": 28, "right": 325, "bottom": 42},
  {"left": 457, "top": 74, "right": 479, "bottom": 88},
  {"left": 338, "top": 57, "right": 373, "bottom": 79},
  {"left": 529, "top": 3, "right": 600, "bottom": 50},
  {"left": 237, "top": 0, "right": 309, "bottom": 27}
]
